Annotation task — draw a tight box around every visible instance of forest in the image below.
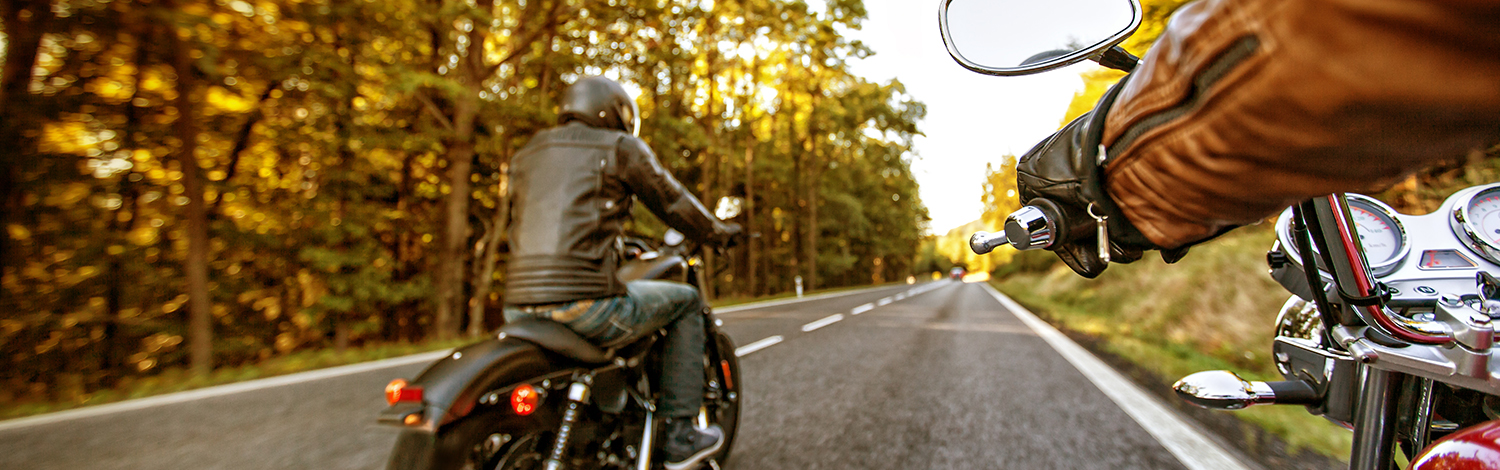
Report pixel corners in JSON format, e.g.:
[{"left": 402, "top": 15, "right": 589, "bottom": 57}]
[{"left": 0, "top": 0, "right": 931, "bottom": 404}]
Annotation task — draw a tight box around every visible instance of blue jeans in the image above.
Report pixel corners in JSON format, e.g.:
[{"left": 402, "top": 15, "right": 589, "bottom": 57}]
[{"left": 504, "top": 280, "right": 707, "bottom": 418}]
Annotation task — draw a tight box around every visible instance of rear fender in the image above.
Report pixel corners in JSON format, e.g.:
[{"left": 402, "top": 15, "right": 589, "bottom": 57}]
[{"left": 378, "top": 336, "right": 570, "bottom": 432}]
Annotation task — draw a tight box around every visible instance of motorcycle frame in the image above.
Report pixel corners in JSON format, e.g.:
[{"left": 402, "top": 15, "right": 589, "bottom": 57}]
[{"left": 380, "top": 240, "right": 738, "bottom": 470}]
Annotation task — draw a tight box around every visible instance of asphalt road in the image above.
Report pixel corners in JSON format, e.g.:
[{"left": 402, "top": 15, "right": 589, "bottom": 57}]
[{"left": 0, "top": 281, "right": 1246, "bottom": 469}]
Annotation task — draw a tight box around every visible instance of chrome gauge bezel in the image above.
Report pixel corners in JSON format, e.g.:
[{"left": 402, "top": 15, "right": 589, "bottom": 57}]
[
  {"left": 1275, "top": 193, "right": 1410, "bottom": 277},
  {"left": 1450, "top": 183, "right": 1500, "bottom": 265}
]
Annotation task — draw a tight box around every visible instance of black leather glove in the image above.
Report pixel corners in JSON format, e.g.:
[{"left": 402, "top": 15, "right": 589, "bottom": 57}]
[{"left": 1014, "top": 76, "right": 1189, "bottom": 278}]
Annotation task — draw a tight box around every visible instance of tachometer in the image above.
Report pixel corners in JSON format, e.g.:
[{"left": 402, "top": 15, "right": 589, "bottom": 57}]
[
  {"left": 1451, "top": 184, "right": 1500, "bottom": 264},
  {"left": 1276, "top": 194, "right": 1408, "bottom": 277}
]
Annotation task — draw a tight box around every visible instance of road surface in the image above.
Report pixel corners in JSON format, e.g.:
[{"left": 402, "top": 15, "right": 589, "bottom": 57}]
[{"left": 0, "top": 281, "right": 1251, "bottom": 469}]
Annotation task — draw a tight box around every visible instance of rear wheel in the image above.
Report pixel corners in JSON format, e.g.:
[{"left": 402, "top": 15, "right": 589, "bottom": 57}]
[
  {"left": 434, "top": 411, "right": 557, "bottom": 470},
  {"left": 706, "top": 330, "right": 742, "bottom": 463}
]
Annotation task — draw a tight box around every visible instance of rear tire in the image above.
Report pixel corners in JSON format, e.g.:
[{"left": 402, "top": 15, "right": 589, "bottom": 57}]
[
  {"left": 433, "top": 411, "right": 557, "bottom": 470},
  {"left": 707, "top": 330, "right": 742, "bottom": 463}
]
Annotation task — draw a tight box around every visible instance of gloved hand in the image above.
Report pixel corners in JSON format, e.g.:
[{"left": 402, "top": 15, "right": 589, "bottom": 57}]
[
  {"left": 713, "top": 222, "right": 745, "bottom": 248},
  {"left": 1013, "top": 77, "right": 1189, "bottom": 278}
]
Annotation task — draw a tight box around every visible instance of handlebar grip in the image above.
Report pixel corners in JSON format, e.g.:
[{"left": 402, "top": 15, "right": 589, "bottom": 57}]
[{"left": 969, "top": 231, "right": 1010, "bottom": 255}]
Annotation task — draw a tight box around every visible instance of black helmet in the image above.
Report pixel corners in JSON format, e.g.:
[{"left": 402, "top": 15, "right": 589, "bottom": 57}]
[{"left": 559, "top": 76, "right": 639, "bottom": 136}]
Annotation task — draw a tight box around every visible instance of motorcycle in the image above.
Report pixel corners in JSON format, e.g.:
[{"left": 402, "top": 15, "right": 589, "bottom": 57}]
[
  {"left": 377, "top": 227, "right": 741, "bottom": 470},
  {"left": 939, "top": 0, "right": 1500, "bottom": 468}
]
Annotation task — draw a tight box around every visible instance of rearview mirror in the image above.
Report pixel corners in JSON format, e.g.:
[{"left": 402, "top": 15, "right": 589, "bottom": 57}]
[{"left": 939, "top": 0, "right": 1142, "bottom": 76}]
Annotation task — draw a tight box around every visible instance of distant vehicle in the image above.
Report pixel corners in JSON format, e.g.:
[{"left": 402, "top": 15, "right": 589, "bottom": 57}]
[{"left": 949, "top": 267, "right": 966, "bottom": 280}]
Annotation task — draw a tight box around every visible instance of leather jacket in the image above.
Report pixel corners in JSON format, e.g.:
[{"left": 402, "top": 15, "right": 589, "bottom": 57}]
[
  {"left": 1101, "top": 0, "right": 1500, "bottom": 249},
  {"left": 504, "top": 122, "right": 725, "bottom": 306}
]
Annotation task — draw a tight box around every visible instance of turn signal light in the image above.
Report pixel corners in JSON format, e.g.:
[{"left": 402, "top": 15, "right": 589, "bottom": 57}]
[
  {"left": 511, "top": 384, "right": 539, "bottom": 416},
  {"left": 385, "top": 379, "right": 424, "bottom": 405}
]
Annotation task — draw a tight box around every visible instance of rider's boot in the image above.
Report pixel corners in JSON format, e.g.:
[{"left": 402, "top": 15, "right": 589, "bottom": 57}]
[{"left": 662, "top": 418, "right": 723, "bottom": 470}]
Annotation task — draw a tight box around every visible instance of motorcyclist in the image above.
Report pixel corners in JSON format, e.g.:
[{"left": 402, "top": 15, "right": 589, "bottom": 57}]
[
  {"left": 1004, "top": 0, "right": 1500, "bottom": 277},
  {"left": 501, "top": 76, "right": 743, "bottom": 470}
]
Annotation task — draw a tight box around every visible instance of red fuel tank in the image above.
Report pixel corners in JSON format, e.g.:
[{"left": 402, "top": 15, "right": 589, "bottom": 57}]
[{"left": 1413, "top": 420, "right": 1500, "bottom": 470}]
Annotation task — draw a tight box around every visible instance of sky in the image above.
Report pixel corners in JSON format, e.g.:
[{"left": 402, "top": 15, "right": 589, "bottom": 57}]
[{"left": 838, "top": 0, "right": 1102, "bottom": 235}]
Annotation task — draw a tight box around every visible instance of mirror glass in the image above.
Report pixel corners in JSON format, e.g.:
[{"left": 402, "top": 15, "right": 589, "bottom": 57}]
[
  {"left": 664, "top": 229, "right": 685, "bottom": 247},
  {"left": 943, "top": 0, "right": 1136, "bottom": 72},
  {"left": 714, "top": 196, "right": 744, "bottom": 220}
]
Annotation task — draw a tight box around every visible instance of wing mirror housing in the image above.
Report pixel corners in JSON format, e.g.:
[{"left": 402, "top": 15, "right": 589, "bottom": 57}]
[{"left": 938, "top": 0, "right": 1144, "bottom": 75}]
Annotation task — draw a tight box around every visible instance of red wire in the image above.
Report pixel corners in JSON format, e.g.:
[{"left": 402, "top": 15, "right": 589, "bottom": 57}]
[{"left": 1327, "top": 195, "right": 1447, "bottom": 344}]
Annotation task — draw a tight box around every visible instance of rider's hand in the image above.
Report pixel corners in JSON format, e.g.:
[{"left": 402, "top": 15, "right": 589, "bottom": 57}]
[
  {"left": 713, "top": 222, "right": 745, "bottom": 248},
  {"left": 1014, "top": 78, "right": 1188, "bottom": 278}
]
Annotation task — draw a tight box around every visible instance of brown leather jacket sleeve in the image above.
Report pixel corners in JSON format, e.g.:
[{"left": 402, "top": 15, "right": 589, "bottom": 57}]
[
  {"left": 1102, "top": 0, "right": 1500, "bottom": 249},
  {"left": 617, "top": 136, "right": 724, "bottom": 244}
]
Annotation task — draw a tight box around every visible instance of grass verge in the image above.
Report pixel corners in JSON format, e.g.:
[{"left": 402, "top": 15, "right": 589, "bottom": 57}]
[
  {"left": 0, "top": 338, "right": 472, "bottom": 421},
  {"left": 993, "top": 224, "right": 1353, "bottom": 461}
]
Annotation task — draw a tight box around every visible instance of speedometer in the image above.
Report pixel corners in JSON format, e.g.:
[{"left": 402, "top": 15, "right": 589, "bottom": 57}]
[
  {"left": 1276, "top": 194, "right": 1409, "bottom": 277},
  {"left": 1451, "top": 184, "right": 1500, "bottom": 264}
]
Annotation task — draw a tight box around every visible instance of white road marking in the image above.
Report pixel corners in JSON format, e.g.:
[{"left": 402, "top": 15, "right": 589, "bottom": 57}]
[
  {"left": 876, "top": 297, "right": 892, "bottom": 306},
  {"left": 980, "top": 283, "right": 1251, "bottom": 470},
  {"left": 716, "top": 283, "right": 915, "bottom": 313},
  {"left": 800, "top": 314, "right": 845, "bottom": 332},
  {"left": 0, "top": 350, "right": 451, "bottom": 432},
  {"left": 851, "top": 303, "right": 875, "bottom": 315},
  {"left": 734, "top": 335, "right": 784, "bottom": 357},
  {"left": 894, "top": 293, "right": 906, "bottom": 300},
  {"left": 4, "top": 281, "right": 946, "bottom": 429}
]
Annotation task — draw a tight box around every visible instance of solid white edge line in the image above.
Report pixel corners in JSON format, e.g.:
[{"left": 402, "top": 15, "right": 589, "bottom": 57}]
[
  {"left": 979, "top": 283, "right": 1252, "bottom": 470},
  {"left": 0, "top": 349, "right": 452, "bottom": 432},
  {"left": 800, "top": 314, "right": 845, "bottom": 332},
  {"left": 734, "top": 335, "right": 784, "bottom": 357},
  {"left": 851, "top": 303, "right": 875, "bottom": 315}
]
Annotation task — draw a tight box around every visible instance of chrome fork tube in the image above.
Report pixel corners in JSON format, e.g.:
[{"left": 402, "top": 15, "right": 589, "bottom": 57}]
[
  {"left": 636, "top": 409, "right": 655, "bottom": 470},
  {"left": 1350, "top": 366, "right": 1401, "bottom": 470}
]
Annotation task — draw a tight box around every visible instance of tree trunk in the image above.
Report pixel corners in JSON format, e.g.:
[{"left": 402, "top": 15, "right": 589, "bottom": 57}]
[
  {"left": 0, "top": 0, "right": 52, "bottom": 289},
  {"left": 168, "top": 18, "right": 215, "bottom": 376},
  {"left": 468, "top": 163, "right": 509, "bottom": 337},
  {"left": 435, "top": 126, "right": 474, "bottom": 341},
  {"left": 434, "top": 0, "right": 492, "bottom": 340}
]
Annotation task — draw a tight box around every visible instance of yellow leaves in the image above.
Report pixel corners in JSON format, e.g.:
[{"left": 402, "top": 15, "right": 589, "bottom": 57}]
[
  {"left": 7, "top": 224, "right": 31, "bottom": 241},
  {"left": 162, "top": 294, "right": 189, "bottom": 314},
  {"left": 44, "top": 183, "right": 92, "bottom": 208},
  {"left": 37, "top": 122, "right": 92, "bottom": 156},
  {"left": 206, "top": 86, "right": 255, "bottom": 114},
  {"left": 128, "top": 226, "right": 160, "bottom": 246}
]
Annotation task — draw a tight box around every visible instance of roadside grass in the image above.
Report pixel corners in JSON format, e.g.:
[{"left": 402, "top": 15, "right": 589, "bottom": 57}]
[
  {"left": 994, "top": 224, "right": 1354, "bottom": 459},
  {"left": 0, "top": 338, "right": 472, "bottom": 421}
]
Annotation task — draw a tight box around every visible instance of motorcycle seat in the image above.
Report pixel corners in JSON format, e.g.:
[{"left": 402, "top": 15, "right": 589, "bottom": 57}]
[{"left": 501, "top": 318, "right": 613, "bottom": 364}]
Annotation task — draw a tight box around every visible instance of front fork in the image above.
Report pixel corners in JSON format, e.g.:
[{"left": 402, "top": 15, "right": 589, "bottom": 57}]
[{"left": 1350, "top": 366, "right": 1402, "bottom": 470}]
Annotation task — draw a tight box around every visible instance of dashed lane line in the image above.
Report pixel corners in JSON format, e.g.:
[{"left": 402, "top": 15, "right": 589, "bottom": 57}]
[
  {"left": 850, "top": 303, "right": 875, "bottom": 315},
  {"left": 876, "top": 297, "right": 893, "bottom": 306},
  {"left": 734, "top": 335, "right": 784, "bottom": 357},
  {"left": 800, "top": 314, "right": 845, "bottom": 332}
]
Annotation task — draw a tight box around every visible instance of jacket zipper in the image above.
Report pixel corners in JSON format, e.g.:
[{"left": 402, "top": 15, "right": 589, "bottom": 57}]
[{"left": 1107, "top": 35, "right": 1262, "bottom": 158}]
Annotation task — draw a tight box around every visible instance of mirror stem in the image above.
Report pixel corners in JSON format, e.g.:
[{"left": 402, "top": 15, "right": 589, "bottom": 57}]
[{"left": 1096, "top": 46, "right": 1140, "bottom": 72}]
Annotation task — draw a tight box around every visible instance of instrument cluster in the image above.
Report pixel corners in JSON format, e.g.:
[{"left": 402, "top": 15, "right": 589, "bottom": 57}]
[{"left": 1274, "top": 183, "right": 1500, "bottom": 304}]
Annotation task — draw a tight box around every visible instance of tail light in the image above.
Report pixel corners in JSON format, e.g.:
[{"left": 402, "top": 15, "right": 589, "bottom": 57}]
[
  {"left": 511, "top": 384, "right": 539, "bottom": 416},
  {"left": 720, "top": 360, "right": 734, "bottom": 390},
  {"left": 385, "top": 379, "right": 424, "bottom": 405}
]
